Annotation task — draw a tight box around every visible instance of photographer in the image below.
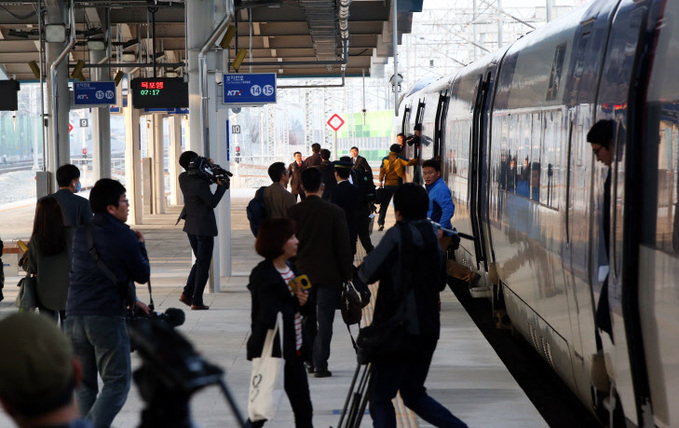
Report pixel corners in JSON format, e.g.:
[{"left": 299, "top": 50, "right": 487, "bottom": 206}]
[
  {"left": 64, "top": 178, "right": 150, "bottom": 428},
  {"left": 177, "top": 151, "right": 229, "bottom": 310},
  {"left": 357, "top": 184, "right": 467, "bottom": 428}
]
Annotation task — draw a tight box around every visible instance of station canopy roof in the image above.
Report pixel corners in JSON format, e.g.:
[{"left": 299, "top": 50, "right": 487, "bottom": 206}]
[{"left": 0, "top": 0, "right": 423, "bottom": 82}]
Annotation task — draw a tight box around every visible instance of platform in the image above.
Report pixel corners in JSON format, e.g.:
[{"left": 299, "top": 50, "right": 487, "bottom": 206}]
[{"left": 0, "top": 189, "right": 548, "bottom": 428}]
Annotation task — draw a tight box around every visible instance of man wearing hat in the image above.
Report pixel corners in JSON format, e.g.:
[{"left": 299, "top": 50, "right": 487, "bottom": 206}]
[
  {"left": 331, "top": 156, "right": 362, "bottom": 255},
  {"left": 0, "top": 312, "right": 92, "bottom": 427}
]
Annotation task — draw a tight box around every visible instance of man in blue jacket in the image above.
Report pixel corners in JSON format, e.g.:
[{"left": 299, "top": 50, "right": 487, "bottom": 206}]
[
  {"left": 64, "top": 178, "right": 150, "bottom": 428},
  {"left": 422, "top": 159, "right": 478, "bottom": 286},
  {"left": 422, "top": 159, "right": 455, "bottom": 250}
]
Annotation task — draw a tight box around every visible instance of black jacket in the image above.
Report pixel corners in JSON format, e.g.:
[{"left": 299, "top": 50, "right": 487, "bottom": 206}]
[
  {"left": 319, "top": 161, "right": 336, "bottom": 201},
  {"left": 246, "top": 260, "right": 311, "bottom": 361},
  {"left": 352, "top": 155, "right": 373, "bottom": 177},
  {"left": 358, "top": 220, "right": 445, "bottom": 339},
  {"left": 178, "top": 172, "right": 227, "bottom": 236},
  {"left": 66, "top": 213, "right": 150, "bottom": 317},
  {"left": 331, "top": 180, "right": 361, "bottom": 246}
]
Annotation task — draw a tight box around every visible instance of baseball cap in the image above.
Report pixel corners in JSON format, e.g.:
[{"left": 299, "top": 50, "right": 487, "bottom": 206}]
[{"left": 0, "top": 312, "right": 74, "bottom": 415}]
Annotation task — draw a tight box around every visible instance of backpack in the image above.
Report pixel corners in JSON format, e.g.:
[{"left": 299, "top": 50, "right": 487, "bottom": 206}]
[
  {"left": 352, "top": 169, "right": 376, "bottom": 202},
  {"left": 246, "top": 186, "right": 268, "bottom": 237}
]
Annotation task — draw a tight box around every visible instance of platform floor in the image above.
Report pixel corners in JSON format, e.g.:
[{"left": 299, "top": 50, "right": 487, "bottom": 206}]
[{"left": 0, "top": 189, "right": 547, "bottom": 428}]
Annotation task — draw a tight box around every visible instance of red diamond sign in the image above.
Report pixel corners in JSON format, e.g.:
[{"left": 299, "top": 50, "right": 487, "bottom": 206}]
[
  {"left": 326, "top": 114, "right": 345, "bottom": 132},
  {"left": 69, "top": 123, "right": 73, "bottom": 132}
]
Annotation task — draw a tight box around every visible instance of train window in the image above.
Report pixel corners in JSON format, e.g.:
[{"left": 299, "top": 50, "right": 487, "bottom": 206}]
[
  {"left": 546, "top": 43, "right": 567, "bottom": 102},
  {"left": 515, "top": 114, "right": 532, "bottom": 198},
  {"left": 540, "top": 110, "right": 561, "bottom": 209},
  {"left": 530, "top": 112, "right": 543, "bottom": 201},
  {"left": 506, "top": 114, "right": 519, "bottom": 193},
  {"left": 654, "top": 120, "right": 679, "bottom": 254}
]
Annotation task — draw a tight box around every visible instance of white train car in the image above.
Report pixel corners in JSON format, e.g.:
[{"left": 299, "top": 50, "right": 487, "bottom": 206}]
[{"left": 395, "top": 0, "right": 679, "bottom": 426}]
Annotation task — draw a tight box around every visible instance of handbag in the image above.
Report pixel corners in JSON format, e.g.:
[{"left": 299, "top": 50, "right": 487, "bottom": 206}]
[
  {"left": 15, "top": 275, "right": 38, "bottom": 309},
  {"left": 248, "top": 313, "right": 285, "bottom": 422},
  {"left": 340, "top": 281, "right": 363, "bottom": 326},
  {"left": 356, "top": 314, "right": 412, "bottom": 364}
]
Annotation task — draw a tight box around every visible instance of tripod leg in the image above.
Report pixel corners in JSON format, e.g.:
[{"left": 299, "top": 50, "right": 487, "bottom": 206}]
[
  {"left": 218, "top": 379, "right": 247, "bottom": 428},
  {"left": 354, "top": 364, "right": 373, "bottom": 428},
  {"left": 338, "top": 363, "right": 363, "bottom": 428}
]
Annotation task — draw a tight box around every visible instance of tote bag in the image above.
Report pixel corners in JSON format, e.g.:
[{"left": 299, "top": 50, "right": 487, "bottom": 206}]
[
  {"left": 15, "top": 275, "right": 38, "bottom": 310},
  {"left": 248, "top": 313, "right": 285, "bottom": 422}
]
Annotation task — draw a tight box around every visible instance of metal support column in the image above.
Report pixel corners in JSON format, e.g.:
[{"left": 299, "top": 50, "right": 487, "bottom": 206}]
[
  {"left": 169, "top": 114, "right": 183, "bottom": 206},
  {"left": 46, "top": 2, "right": 73, "bottom": 187},
  {"left": 152, "top": 114, "right": 166, "bottom": 214},
  {"left": 91, "top": 49, "right": 112, "bottom": 180},
  {"left": 124, "top": 75, "right": 143, "bottom": 225}
]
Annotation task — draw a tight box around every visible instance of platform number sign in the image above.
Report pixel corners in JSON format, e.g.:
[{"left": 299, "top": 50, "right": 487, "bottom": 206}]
[
  {"left": 80, "top": 119, "right": 88, "bottom": 128},
  {"left": 232, "top": 125, "right": 241, "bottom": 134}
]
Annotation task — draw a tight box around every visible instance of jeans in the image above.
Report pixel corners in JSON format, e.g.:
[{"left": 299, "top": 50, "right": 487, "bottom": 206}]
[
  {"left": 369, "top": 338, "right": 467, "bottom": 428},
  {"left": 183, "top": 233, "right": 214, "bottom": 305},
  {"left": 377, "top": 186, "right": 398, "bottom": 227},
  {"left": 247, "top": 354, "right": 313, "bottom": 428},
  {"left": 64, "top": 315, "right": 131, "bottom": 428},
  {"left": 304, "top": 286, "right": 340, "bottom": 371}
]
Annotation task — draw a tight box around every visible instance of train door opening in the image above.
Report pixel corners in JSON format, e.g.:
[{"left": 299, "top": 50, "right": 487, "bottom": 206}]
[{"left": 470, "top": 73, "right": 491, "bottom": 272}]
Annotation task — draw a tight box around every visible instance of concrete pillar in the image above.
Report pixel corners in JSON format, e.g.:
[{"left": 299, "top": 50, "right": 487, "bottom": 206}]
[
  {"left": 186, "top": 0, "right": 214, "bottom": 156},
  {"left": 187, "top": 0, "right": 226, "bottom": 291},
  {"left": 152, "top": 114, "right": 166, "bottom": 214},
  {"left": 124, "top": 76, "right": 142, "bottom": 225},
  {"left": 169, "top": 115, "right": 183, "bottom": 206},
  {"left": 46, "top": 3, "right": 71, "bottom": 188},
  {"left": 91, "top": 49, "right": 112, "bottom": 180},
  {"left": 213, "top": 101, "right": 232, "bottom": 279}
]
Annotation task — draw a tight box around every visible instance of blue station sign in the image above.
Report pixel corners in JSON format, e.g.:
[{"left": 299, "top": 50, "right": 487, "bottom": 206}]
[
  {"left": 223, "top": 73, "right": 276, "bottom": 105},
  {"left": 74, "top": 81, "right": 116, "bottom": 106}
]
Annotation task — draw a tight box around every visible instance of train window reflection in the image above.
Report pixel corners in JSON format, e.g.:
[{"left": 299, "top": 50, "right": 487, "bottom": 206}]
[
  {"left": 540, "top": 110, "right": 560, "bottom": 208},
  {"left": 657, "top": 119, "right": 679, "bottom": 254}
]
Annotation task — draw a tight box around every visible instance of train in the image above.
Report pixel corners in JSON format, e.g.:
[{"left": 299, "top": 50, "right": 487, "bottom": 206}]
[{"left": 394, "top": 0, "right": 679, "bottom": 426}]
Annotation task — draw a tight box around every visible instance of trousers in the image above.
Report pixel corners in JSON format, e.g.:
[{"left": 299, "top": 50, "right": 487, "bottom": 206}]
[
  {"left": 369, "top": 337, "right": 467, "bottom": 428},
  {"left": 64, "top": 315, "right": 131, "bottom": 428},
  {"left": 183, "top": 233, "right": 214, "bottom": 305}
]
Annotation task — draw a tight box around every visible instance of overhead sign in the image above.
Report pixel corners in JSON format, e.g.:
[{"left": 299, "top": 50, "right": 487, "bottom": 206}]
[
  {"left": 143, "top": 107, "right": 190, "bottom": 114},
  {"left": 74, "top": 81, "right": 116, "bottom": 106},
  {"left": 223, "top": 73, "right": 276, "bottom": 106},
  {"left": 131, "top": 78, "right": 189, "bottom": 109},
  {"left": 326, "top": 114, "right": 345, "bottom": 132}
]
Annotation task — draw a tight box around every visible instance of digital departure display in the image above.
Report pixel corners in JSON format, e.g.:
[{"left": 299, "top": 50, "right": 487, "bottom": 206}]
[{"left": 131, "top": 77, "right": 188, "bottom": 109}]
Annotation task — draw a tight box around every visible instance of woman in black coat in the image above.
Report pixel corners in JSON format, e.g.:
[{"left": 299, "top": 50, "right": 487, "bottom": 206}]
[{"left": 246, "top": 218, "right": 313, "bottom": 428}]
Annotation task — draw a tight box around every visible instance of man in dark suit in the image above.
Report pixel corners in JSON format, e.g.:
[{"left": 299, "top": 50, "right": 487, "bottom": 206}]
[
  {"left": 350, "top": 146, "right": 372, "bottom": 177},
  {"left": 318, "top": 149, "right": 336, "bottom": 200},
  {"left": 177, "top": 151, "right": 229, "bottom": 310},
  {"left": 287, "top": 151, "right": 305, "bottom": 200},
  {"left": 331, "top": 157, "right": 361, "bottom": 255},
  {"left": 288, "top": 167, "right": 352, "bottom": 378},
  {"left": 46, "top": 164, "right": 92, "bottom": 227},
  {"left": 303, "top": 143, "right": 322, "bottom": 168}
]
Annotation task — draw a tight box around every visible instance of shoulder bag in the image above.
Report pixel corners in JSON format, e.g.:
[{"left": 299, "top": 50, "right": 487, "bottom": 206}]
[
  {"left": 248, "top": 312, "right": 285, "bottom": 422},
  {"left": 15, "top": 274, "right": 38, "bottom": 310}
]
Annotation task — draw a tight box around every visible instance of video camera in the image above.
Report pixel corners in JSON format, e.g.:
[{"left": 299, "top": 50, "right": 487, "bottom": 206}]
[
  {"left": 188, "top": 156, "right": 233, "bottom": 185},
  {"left": 128, "top": 315, "right": 246, "bottom": 427}
]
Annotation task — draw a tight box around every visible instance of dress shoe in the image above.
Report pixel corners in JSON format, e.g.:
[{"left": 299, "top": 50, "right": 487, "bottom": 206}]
[
  {"left": 191, "top": 303, "right": 210, "bottom": 310},
  {"left": 179, "top": 294, "right": 191, "bottom": 306},
  {"left": 304, "top": 362, "right": 314, "bottom": 374},
  {"left": 314, "top": 369, "right": 332, "bottom": 378},
  {"left": 378, "top": 225, "right": 384, "bottom": 231}
]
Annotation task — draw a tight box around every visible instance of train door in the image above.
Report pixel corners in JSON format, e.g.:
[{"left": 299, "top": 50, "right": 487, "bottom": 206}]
[
  {"left": 470, "top": 73, "right": 491, "bottom": 272},
  {"left": 596, "top": 1, "right": 651, "bottom": 424},
  {"left": 434, "top": 90, "right": 450, "bottom": 164},
  {"left": 407, "top": 100, "right": 425, "bottom": 184}
]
